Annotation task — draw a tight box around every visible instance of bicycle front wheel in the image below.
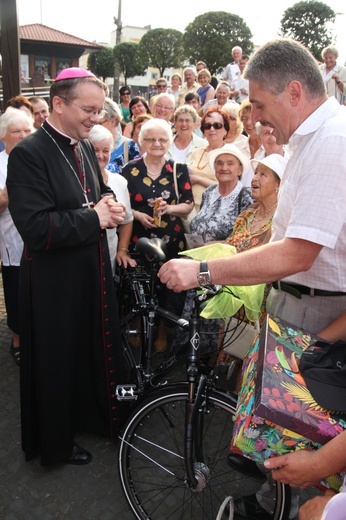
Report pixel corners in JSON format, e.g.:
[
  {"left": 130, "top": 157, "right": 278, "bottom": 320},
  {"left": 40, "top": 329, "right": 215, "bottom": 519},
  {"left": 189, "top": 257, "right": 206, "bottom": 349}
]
[{"left": 118, "top": 384, "right": 290, "bottom": 519}]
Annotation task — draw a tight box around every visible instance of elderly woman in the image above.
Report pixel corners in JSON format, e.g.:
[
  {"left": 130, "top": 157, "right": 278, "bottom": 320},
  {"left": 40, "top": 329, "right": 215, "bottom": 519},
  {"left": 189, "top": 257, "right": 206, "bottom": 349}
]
[
  {"left": 152, "top": 93, "right": 176, "bottom": 124},
  {"left": 202, "top": 82, "right": 235, "bottom": 114},
  {"left": 121, "top": 118, "right": 193, "bottom": 257},
  {"left": 123, "top": 96, "right": 151, "bottom": 138},
  {"left": 188, "top": 108, "right": 230, "bottom": 218},
  {"left": 197, "top": 68, "right": 215, "bottom": 106},
  {"left": 222, "top": 103, "right": 248, "bottom": 147},
  {"left": 88, "top": 124, "right": 135, "bottom": 272},
  {"left": 319, "top": 45, "right": 346, "bottom": 104},
  {"left": 121, "top": 118, "right": 194, "bottom": 336},
  {"left": 190, "top": 145, "right": 252, "bottom": 242},
  {"left": 166, "top": 105, "right": 207, "bottom": 163},
  {"left": 227, "top": 154, "right": 287, "bottom": 252},
  {"left": 0, "top": 109, "right": 34, "bottom": 365},
  {"left": 99, "top": 97, "right": 140, "bottom": 173}
]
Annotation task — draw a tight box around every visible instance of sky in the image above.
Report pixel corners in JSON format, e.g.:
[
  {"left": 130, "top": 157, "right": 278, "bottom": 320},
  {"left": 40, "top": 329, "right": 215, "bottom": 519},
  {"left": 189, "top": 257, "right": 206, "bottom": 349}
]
[{"left": 17, "top": 0, "right": 346, "bottom": 62}]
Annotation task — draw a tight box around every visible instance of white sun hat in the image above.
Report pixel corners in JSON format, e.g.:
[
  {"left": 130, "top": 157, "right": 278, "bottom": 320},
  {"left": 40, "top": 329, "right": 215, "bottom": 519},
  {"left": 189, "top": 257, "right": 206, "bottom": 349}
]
[
  {"left": 208, "top": 144, "right": 249, "bottom": 174},
  {"left": 251, "top": 154, "right": 288, "bottom": 180}
]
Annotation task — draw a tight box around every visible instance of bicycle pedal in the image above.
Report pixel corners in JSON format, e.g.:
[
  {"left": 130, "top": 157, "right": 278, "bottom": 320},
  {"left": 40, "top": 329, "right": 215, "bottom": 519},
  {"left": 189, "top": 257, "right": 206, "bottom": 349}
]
[{"left": 116, "top": 384, "right": 138, "bottom": 401}]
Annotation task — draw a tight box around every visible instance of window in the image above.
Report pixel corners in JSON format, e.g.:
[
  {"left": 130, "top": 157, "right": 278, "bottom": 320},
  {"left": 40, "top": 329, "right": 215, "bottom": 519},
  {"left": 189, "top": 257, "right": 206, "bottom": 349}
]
[{"left": 56, "top": 58, "right": 72, "bottom": 76}]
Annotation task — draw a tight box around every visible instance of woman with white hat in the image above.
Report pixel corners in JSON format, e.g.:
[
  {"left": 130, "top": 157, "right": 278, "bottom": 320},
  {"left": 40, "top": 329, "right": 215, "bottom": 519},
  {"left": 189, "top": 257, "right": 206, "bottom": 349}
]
[
  {"left": 227, "top": 154, "right": 287, "bottom": 252},
  {"left": 189, "top": 145, "right": 253, "bottom": 242}
]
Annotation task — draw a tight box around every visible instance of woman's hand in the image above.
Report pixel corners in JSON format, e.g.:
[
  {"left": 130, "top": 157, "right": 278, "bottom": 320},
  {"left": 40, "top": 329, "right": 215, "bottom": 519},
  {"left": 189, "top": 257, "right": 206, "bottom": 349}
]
[
  {"left": 116, "top": 249, "right": 137, "bottom": 268},
  {"left": 156, "top": 198, "right": 170, "bottom": 217},
  {"left": 133, "top": 209, "right": 156, "bottom": 230}
]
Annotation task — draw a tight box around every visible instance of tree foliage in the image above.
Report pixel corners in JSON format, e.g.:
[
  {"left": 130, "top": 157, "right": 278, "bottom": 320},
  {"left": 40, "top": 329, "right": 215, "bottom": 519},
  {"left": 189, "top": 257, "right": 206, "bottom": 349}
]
[
  {"left": 280, "top": 1, "right": 336, "bottom": 60},
  {"left": 113, "top": 42, "right": 147, "bottom": 84},
  {"left": 87, "top": 47, "right": 114, "bottom": 81},
  {"left": 138, "top": 28, "right": 184, "bottom": 76},
  {"left": 183, "top": 12, "right": 253, "bottom": 75}
]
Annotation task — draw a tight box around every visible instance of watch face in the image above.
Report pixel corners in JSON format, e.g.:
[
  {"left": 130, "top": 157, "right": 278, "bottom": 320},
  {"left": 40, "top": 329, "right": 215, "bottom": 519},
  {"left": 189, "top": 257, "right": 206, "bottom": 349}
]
[{"left": 198, "top": 272, "right": 212, "bottom": 287}]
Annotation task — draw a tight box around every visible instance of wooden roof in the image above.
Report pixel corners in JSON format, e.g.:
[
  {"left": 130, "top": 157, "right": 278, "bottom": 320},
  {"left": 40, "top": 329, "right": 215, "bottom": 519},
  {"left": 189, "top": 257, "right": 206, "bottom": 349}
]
[{"left": 20, "top": 24, "right": 103, "bottom": 50}]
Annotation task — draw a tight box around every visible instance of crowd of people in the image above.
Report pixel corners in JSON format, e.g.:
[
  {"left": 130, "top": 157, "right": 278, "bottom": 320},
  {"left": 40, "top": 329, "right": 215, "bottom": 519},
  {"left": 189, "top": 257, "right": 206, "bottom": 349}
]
[{"left": 1, "top": 39, "right": 346, "bottom": 520}]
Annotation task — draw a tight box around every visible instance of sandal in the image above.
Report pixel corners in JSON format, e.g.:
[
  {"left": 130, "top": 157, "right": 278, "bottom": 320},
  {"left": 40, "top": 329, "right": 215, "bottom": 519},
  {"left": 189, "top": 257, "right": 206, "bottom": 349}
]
[{"left": 10, "top": 342, "right": 20, "bottom": 366}]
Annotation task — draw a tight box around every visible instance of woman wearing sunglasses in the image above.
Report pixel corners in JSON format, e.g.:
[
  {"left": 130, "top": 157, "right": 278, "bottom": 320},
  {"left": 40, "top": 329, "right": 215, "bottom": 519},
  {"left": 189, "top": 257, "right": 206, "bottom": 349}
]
[{"left": 187, "top": 108, "right": 230, "bottom": 220}]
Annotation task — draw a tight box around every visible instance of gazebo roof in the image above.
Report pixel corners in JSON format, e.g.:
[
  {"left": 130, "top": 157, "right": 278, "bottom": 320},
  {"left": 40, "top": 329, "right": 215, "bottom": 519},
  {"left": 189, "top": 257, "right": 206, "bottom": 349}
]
[{"left": 20, "top": 23, "right": 103, "bottom": 49}]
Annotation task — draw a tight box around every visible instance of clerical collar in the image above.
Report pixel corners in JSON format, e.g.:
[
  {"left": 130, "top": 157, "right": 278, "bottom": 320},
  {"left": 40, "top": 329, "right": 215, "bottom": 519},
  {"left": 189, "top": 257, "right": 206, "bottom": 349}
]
[{"left": 45, "top": 119, "right": 78, "bottom": 145}]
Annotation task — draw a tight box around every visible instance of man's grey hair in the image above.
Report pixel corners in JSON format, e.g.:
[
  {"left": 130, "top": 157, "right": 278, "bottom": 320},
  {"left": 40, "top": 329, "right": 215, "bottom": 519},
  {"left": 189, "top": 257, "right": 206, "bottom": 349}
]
[{"left": 244, "top": 39, "right": 326, "bottom": 100}]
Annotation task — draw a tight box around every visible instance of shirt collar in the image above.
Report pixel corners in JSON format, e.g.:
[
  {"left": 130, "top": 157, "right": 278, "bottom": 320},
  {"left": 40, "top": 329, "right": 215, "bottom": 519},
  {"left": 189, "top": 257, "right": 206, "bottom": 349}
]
[{"left": 289, "top": 97, "right": 340, "bottom": 141}]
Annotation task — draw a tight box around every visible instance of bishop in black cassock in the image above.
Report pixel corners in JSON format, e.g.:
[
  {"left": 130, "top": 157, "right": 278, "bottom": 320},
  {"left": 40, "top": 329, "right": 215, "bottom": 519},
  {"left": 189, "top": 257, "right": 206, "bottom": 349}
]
[{"left": 6, "top": 69, "right": 127, "bottom": 465}]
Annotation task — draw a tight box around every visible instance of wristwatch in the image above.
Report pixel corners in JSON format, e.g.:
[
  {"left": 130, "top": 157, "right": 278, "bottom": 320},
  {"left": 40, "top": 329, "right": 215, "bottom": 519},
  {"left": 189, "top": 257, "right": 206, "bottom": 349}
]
[{"left": 197, "top": 261, "right": 212, "bottom": 288}]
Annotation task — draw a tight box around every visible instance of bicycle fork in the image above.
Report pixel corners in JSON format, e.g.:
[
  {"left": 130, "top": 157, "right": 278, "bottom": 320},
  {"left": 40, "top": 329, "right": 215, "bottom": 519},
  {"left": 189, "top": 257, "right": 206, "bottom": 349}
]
[{"left": 184, "top": 310, "right": 211, "bottom": 492}]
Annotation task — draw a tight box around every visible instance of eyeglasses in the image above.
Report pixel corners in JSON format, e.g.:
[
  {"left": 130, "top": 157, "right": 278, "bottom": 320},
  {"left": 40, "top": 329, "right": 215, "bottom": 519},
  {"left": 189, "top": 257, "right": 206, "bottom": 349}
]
[
  {"left": 157, "top": 85, "right": 167, "bottom": 89},
  {"left": 155, "top": 104, "right": 174, "bottom": 111},
  {"left": 201, "top": 122, "right": 224, "bottom": 130},
  {"left": 60, "top": 97, "right": 105, "bottom": 117},
  {"left": 143, "top": 137, "right": 169, "bottom": 144},
  {"left": 121, "top": 92, "right": 131, "bottom": 96},
  {"left": 176, "top": 118, "right": 194, "bottom": 124}
]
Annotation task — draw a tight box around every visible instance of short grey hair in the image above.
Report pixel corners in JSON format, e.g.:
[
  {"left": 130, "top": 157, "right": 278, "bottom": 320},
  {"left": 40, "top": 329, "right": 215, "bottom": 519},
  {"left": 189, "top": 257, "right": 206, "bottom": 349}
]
[
  {"left": 153, "top": 93, "right": 175, "bottom": 109},
  {"left": 138, "top": 118, "right": 173, "bottom": 146},
  {"left": 88, "top": 124, "right": 114, "bottom": 149},
  {"left": 174, "top": 105, "right": 198, "bottom": 123},
  {"left": 244, "top": 38, "right": 326, "bottom": 100},
  {"left": 321, "top": 45, "right": 339, "bottom": 59},
  {"left": 0, "top": 108, "right": 34, "bottom": 139},
  {"left": 183, "top": 66, "right": 197, "bottom": 77},
  {"left": 102, "top": 97, "right": 122, "bottom": 124},
  {"left": 216, "top": 82, "right": 231, "bottom": 92}
]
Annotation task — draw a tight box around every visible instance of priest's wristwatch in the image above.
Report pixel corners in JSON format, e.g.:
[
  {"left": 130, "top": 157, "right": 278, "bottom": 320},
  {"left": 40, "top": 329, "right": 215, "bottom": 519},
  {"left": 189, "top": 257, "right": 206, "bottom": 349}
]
[{"left": 197, "top": 261, "right": 212, "bottom": 288}]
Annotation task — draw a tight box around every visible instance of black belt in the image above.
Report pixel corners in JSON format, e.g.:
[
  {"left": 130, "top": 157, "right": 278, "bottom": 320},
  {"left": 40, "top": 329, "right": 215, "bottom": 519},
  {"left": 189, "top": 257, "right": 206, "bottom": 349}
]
[{"left": 272, "top": 281, "right": 346, "bottom": 299}]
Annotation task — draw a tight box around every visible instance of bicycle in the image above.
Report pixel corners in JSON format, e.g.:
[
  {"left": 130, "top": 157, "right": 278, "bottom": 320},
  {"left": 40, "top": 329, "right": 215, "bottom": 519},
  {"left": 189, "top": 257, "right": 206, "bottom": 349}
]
[{"left": 116, "top": 237, "right": 291, "bottom": 520}]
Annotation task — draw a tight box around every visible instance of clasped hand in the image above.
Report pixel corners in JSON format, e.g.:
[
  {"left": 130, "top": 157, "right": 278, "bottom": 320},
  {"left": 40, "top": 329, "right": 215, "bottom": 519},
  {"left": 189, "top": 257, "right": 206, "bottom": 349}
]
[{"left": 94, "top": 195, "right": 126, "bottom": 229}]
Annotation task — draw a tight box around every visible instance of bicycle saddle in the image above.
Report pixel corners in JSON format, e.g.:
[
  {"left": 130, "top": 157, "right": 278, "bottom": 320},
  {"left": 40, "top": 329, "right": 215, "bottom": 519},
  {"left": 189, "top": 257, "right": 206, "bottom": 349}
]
[{"left": 135, "top": 237, "right": 167, "bottom": 263}]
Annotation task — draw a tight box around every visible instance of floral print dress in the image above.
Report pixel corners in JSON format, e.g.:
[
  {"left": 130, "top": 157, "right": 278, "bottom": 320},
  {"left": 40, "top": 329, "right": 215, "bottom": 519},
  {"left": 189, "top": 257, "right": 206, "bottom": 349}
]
[{"left": 121, "top": 157, "right": 193, "bottom": 260}]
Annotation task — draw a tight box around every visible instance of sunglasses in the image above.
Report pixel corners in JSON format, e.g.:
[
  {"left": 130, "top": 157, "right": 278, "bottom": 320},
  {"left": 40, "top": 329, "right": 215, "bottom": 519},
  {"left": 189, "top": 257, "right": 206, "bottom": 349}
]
[{"left": 201, "top": 122, "right": 224, "bottom": 130}]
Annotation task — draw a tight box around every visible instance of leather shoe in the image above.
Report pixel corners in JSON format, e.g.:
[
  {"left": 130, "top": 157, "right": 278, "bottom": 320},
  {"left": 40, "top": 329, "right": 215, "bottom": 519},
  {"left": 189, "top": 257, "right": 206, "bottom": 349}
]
[
  {"left": 233, "top": 493, "right": 272, "bottom": 519},
  {"left": 228, "top": 453, "right": 262, "bottom": 476},
  {"left": 64, "top": 443, "right": 92, "bottom": 465}
]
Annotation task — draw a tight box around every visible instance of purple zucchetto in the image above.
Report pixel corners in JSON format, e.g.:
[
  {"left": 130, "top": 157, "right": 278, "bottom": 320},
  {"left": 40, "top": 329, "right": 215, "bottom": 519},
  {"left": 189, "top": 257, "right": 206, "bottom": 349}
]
[{"left": 55, "top": 68, "right": 96, "bottom": 81}]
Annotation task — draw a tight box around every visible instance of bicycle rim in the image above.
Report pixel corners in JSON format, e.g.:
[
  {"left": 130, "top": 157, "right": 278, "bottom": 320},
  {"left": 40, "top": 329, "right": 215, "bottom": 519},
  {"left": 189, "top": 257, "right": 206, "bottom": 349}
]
[{"left": 118, "top": 384, "right": 290, "bottom": 520}]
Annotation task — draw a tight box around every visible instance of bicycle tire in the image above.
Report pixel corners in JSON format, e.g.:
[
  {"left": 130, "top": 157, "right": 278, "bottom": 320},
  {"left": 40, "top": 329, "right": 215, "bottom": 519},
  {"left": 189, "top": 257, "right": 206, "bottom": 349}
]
[{"left": 118, "top": 383, "right": 291, "bottom": 520}]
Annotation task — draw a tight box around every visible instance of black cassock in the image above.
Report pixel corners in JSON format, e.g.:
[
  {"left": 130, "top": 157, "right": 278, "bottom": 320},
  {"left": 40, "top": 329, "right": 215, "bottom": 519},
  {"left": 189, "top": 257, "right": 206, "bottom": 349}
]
[{"left": 7, "top": 121, "right": 127, "bottom": 465}]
